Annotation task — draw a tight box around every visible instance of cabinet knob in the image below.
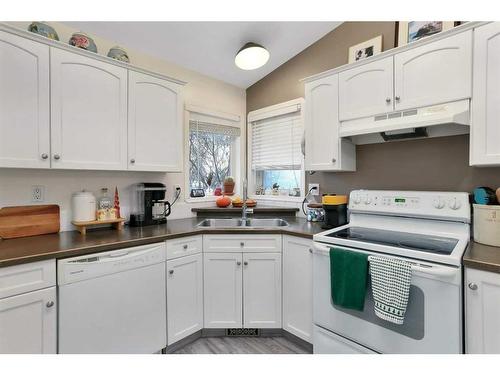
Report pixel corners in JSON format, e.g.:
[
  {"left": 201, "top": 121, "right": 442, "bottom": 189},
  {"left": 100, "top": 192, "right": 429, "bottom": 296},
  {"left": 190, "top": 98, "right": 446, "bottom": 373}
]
[
  {"left": 385, "top": 97, "right": 391, "bottom": 103},
  {"left": 53, "top": 154, "right": 60, "bottom": 160},
  {"left": 395, "top": 96, "right": 401, "bottom": 101},
  {"left": 183, "top": 244, "right": 188, "bottom": 250},
  {"left": 468, "top": 282, "right": 478, "bottom": 291},
  {"left": 244, "top": 261, "right": 248, "bottom": 266},
  {"left": 46, "top": 301, "right": 54, "bottom": 308},
  {"left": 169, "top": 270, "right": 174, "bottom": 275},
  {"left": 130, "top": 158, "right": 135, "bottom": 164},
  {"left": 309, "top": 248, "right": 313, "bottom": 254},
  {"left": 331, "top": 158, "right": 336, "bottom": 163},
  {"left": 41, "top": 153, "right": 49, "bottom": 160},
  {"left": 240, "top": 242, "right": 244, "bottom": 247},
  {"left": 236, "top": 261, "right": 242, "bottom": 266}
]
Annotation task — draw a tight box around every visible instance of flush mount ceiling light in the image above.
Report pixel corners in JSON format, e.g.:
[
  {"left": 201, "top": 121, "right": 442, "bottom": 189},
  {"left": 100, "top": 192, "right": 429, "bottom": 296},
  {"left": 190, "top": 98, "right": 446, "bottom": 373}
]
[{"left": 234, "top": 42, "right": 270, "bottom": 70}]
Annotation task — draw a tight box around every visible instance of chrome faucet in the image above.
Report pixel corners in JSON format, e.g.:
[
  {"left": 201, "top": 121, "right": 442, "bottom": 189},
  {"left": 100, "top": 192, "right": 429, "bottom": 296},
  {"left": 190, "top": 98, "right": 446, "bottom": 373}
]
[{"left": 241, "top": 178, "right": 253, "bottom": 223}]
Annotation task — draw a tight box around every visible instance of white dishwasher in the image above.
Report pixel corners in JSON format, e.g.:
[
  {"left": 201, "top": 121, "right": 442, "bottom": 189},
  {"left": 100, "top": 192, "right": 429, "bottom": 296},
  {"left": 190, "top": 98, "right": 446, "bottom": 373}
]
[{"left": 58, "top": 242, "right": 167, "bottom": 354}]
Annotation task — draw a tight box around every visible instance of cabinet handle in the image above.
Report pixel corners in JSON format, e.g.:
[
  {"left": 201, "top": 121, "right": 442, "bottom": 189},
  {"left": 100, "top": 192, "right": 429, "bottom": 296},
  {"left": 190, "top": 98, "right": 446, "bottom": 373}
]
[
  {"left": 53, "top": 154, "right": 61, "bottom": 160},
  {"left": 46, "top": 301, "right": 54, "bottom": 308},
  {"left": 385, "top": 97, "right": 391, "bottom": 103},
  {"left": 130, "top": 158, "right": 136, "bottom": 164},
  {"left": 395, "top": 96, "right": 401, "bottom": 101},
  {"left": 331, "top": 158, "right": 336, "bottom": 163},
  {"left": 468, "top": 282, "right": 478, "bottom": 291},
  {"left": 183, "top": 244, "right": 188, "bottom": 250},
  {"left": 240, "top": 242, "right": 244, "bottom": 247},
  {"left": 236, "top": 261, "right": 242, "bottom": 266},
  {"left": 41, "top": 153, "right": 49, "bottom": 160},
  {"left": 169, "top": 270, "right": 174, "bottom": 275},
  {"left": 244, "top": 261, "right": 248, "bottom": 266}
]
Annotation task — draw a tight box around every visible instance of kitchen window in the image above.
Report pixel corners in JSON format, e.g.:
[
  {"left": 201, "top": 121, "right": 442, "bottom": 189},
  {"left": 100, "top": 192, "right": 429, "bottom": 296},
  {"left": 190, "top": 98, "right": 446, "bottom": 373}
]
[
  {"left": 188, "top": 120, "right": 241, "bottom": 197},
  {"left": 248, "top": 99, "right": 305, "bottom": 200}
]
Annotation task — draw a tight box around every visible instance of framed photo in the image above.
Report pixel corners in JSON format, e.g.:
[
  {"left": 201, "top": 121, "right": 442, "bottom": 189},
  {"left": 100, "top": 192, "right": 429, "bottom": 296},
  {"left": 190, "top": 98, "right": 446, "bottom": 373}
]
[
  {"left": 396, "top": 22, "right": 458, "bottom": 46},
  {"left": 348, "top": 35, "right": 383, "bottom": 64}
]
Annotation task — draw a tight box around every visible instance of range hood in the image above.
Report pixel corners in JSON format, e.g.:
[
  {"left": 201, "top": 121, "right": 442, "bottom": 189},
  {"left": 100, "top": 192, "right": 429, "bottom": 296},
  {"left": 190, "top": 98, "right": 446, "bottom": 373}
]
[{"left": 340, "top": 99, "right": 470, "bottom": 145}]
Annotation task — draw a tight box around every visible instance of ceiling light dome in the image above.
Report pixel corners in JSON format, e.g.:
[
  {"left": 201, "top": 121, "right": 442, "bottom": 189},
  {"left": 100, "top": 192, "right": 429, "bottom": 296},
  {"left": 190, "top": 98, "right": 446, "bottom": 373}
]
[{"left": 235, "top": 42, "right": 270, "bottom": 70}]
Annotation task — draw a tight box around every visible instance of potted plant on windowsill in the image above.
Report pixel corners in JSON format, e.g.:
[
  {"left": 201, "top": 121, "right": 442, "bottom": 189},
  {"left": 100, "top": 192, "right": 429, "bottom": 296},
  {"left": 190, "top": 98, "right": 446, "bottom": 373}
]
[{"left": 223, "top": 176, "right": 235, "bottom": 196}]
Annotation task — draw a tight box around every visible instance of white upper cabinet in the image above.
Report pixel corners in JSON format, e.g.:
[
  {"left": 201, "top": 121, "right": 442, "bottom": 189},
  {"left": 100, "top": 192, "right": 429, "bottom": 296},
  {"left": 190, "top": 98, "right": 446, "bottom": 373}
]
[
  {"left": 128, "top": 71, "right": 183, "bottom": 172},
  {"left": 0, "top": 31, "right": 50, "bottom": 168},
  {"left": 394, "top": 31, "right": 472, "bottom": 111},
  {"left": 304, "top": 74, "right": 356, "bottom": 171},
  {"left": 50, "top": 48, "right": 128, "bottom": 170},
  {"left": 243, "top": 252, "right": 282, "bottom": 329},
  {"left": 470, "top": 23, "right": 500, "bottom": 166},
  {"left": 466, "top": 268, "right": 500, "bottom": 353},
  {"left": 339, "top": 56, "right": 394, "bottom": 121}
]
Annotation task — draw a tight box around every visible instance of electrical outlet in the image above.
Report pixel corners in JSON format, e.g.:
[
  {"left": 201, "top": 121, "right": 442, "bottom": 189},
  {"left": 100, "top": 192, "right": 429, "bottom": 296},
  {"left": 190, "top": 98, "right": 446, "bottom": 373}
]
[
  {"left": 308, "top": 183, "right": 320, "bottom": 196},
  {"left": 32, "top": 185, "right": 45, "bottom": 202}
]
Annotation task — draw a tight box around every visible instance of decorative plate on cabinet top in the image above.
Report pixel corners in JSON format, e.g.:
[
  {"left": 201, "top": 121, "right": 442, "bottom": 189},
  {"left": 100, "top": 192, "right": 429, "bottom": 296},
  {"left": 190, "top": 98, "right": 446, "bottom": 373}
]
[
  {"left": 69, "top": 32, "right": 97, "bottom": 53},
  {"left": 28, "top": 22, "right": 59, "bottom": 41},
  {"left": 107, "top": 46, "right": 130, "bottom": 63}
]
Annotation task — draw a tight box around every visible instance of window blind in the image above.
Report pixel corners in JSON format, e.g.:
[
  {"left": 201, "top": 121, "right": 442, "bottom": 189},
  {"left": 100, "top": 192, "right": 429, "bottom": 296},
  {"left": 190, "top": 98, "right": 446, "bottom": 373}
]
[
  {"left": 189, "top": 120, "right": 241, "bottom": 137},
  {"left": 251, "top": 113, "right": 303, "bottom": 170}
]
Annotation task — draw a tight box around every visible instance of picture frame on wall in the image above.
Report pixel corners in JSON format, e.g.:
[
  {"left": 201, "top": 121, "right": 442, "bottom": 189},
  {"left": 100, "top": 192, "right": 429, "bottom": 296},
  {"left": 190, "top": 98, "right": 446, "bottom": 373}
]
[
  {"left": 396, "top": 21, "right": 461, "bottom": 46},
  {"left": 348, "top": 35, "right": 383, "bottom": 64}
]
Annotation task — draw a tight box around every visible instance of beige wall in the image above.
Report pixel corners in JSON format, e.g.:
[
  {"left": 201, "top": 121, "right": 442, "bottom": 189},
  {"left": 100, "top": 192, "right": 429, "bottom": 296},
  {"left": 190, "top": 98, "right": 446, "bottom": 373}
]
[
  {"left": 1, "top": 22, "right": 246, "bottom": 230},
  {"left": 246, "top": 21, "right": 500, "bottom": 196}
]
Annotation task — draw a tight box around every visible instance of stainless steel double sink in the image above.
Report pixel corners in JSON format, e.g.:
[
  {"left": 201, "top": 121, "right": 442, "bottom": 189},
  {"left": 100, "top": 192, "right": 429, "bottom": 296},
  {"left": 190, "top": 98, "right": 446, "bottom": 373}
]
[{"left": 197, "top": 218, "right": 289, "bottom": 228}]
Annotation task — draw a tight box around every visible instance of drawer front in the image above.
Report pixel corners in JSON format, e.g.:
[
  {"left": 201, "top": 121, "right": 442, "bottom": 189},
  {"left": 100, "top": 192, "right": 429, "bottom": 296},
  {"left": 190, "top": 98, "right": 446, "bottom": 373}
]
[
  {"left": 166, "top": 235, "right": 202, "bottom": 260},
  {"left": 203, "top": 234, "right": 282, "bottom": 253},
  {"left": 0, "top": 260, "right": 56, "bottom": 299}
]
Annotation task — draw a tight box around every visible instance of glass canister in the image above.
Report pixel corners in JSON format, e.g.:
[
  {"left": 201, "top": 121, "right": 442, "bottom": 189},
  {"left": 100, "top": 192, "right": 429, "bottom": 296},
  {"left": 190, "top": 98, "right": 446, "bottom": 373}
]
[{"left": 307, "top": 203, "right": 325, "bottom": 222}]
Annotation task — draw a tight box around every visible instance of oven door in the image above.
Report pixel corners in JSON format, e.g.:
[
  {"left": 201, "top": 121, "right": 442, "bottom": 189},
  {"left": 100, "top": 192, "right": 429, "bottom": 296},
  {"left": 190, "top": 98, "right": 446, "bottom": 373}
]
[{"left": 313, "top": 242, "right": 463, "bottom": 354}]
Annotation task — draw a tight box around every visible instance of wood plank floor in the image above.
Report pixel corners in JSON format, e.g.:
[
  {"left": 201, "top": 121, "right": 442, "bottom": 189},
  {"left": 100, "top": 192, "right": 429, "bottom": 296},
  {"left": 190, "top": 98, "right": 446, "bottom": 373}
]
[{"left": 172, "top": 336, "right": 311, "bottom": 354}]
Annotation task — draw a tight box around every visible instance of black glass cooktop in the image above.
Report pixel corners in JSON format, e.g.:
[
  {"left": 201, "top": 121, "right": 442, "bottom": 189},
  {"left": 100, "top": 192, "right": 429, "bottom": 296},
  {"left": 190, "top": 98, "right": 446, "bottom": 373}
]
[{"left": 327, "top": 227, "right": 458, "bottom": 255}]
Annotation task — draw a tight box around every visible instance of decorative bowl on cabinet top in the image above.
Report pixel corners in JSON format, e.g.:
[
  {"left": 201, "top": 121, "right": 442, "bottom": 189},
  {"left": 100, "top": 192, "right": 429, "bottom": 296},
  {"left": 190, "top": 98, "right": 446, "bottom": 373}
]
[
  {"left": 28, "top": 22, "right": 59, "bottom": 41},
  {"left": 107, "top": 46, "right": 130, "bottom": 63},
  {"left": 69, "top": 32, "right": 97, "bottom": 53}
]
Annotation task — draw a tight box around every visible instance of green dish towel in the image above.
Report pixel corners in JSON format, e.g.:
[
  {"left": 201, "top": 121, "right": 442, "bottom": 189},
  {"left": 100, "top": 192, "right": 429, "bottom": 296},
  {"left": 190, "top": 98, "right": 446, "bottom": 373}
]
[{"left": 330, "top": 247, "right": 369, "bottom": 311}]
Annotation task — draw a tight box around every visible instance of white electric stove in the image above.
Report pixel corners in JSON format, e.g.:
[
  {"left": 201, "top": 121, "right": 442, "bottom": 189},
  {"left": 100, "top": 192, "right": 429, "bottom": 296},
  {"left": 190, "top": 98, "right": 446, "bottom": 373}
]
[{"left": 312, "top": 190, "right": 471, "bottom": 354}]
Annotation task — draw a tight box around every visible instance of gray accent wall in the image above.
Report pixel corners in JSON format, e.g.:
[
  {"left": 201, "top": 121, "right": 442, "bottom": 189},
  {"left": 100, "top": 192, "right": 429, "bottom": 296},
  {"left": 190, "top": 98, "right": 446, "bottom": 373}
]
[{"left": 246, "top": 22, "right": 500, "bottom": 195}]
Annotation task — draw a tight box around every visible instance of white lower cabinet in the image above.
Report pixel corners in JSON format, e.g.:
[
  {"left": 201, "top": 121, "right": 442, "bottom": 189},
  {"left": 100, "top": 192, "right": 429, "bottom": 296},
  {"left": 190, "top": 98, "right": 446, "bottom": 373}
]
[
  {"left": 283, "top": 235, "right": 313, "bottom": 343},
  {"left": 466, "top": 267, "right": 500, "bottom": 353},
  {"left": 0, "top": 260, "right": 57, "bottom": 354},
  {"left": 166, "top": 253, "right": 203, "bottom": 345},
  {"left": 203, "top": 252, "right": 243, "bottom": 328},
  {"left": 243, "top": 252, "right": 282, "bottom": 328}
]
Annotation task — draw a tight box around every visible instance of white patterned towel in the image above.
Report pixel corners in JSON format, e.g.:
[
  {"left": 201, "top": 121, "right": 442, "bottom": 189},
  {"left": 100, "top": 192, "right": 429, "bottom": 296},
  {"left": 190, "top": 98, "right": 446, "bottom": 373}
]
[{"left": 368, "top": 256, "right": 412, "bottom": 325}]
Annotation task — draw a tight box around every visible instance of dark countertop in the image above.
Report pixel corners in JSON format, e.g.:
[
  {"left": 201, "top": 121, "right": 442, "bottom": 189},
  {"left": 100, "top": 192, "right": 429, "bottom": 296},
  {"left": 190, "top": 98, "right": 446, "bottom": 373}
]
[
  {"left": 463, "top": 241, "right": 500, "bottom": 274},
  {"left": 0, "top": 217, "right": 324, "bottom": 268}
]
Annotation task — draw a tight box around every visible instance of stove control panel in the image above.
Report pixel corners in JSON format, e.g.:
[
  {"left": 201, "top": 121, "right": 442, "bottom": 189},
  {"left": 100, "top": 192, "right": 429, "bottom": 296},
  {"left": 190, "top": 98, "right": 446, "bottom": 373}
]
[{"left": 349, "top": 190, "right": 470, "bottom": 222}]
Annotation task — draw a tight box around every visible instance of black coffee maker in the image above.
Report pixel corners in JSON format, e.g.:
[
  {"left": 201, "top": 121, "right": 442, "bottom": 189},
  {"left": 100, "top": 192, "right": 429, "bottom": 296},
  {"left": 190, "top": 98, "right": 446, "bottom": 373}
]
[{"left": 129, "top": 183, "right": 171, "bottom": 227}]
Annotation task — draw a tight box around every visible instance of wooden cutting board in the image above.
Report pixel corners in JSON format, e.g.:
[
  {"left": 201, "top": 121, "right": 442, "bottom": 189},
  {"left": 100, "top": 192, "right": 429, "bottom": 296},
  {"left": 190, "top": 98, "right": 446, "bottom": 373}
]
[{"left": 0, "top": 205, "right": 60, "bottom": 239}]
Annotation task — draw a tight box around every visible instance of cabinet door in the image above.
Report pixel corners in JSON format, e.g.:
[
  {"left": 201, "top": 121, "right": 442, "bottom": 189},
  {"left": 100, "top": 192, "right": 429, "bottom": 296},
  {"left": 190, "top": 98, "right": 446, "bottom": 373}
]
[
  {"left": 305, "top": 74, "right": 346, "bottom": 171},
  {"left": 466, "top": 268, "right": 500, "bottom": 354},
  {"left": 128, "top": 71, "right": 183, "bottom": 171},
  {"left": 203, "top": 252, "right": 242, "bottom": 328},
  {"left": 470, "top": 23, "right": 500, "bottom": 166},
  {"left": 283, "top": 236, "right": 313, "bottom": 343},
  {"left": 167, "top": 253, "right": 203, "bottom": 345},
  {"left": 0, "top": 287, "right": 56, "bottom": 354},
  {"left": 243, "top": 252, "right": 282, "bottom": 328},
  {"left": 339, "top": 56, "right": 394, "bottom": 120},
  {"left": 50, "top": 48, "right": 128, "bottom": 170},
  {"left": 394, "top": 31, "right": 472, "bottom": 111},
  {"left": 0, "top": 31, "right": 50, "bottom": 168}
]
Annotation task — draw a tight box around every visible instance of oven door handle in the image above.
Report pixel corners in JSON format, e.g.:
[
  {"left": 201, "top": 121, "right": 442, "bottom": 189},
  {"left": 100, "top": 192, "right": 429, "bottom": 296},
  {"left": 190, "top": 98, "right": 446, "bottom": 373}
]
[{"left": 314, "top": 242, "right": 458, "bottom": 278}]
